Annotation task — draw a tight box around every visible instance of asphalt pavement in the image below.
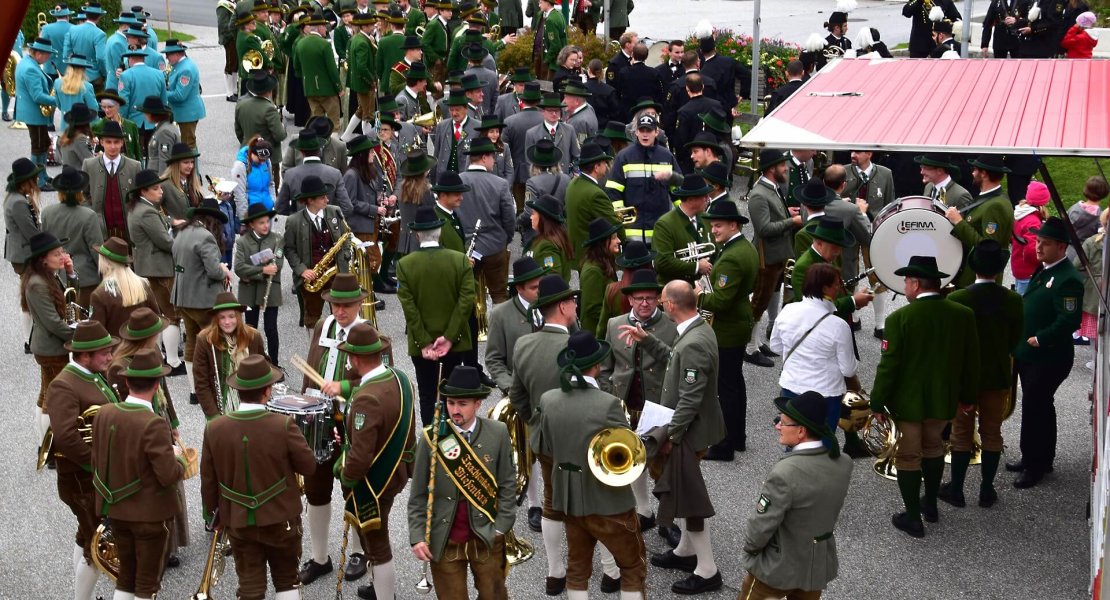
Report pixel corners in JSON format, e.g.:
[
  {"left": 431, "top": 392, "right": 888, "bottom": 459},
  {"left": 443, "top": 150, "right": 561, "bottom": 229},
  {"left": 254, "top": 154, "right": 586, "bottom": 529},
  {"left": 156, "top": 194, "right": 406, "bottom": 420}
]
[{"left": 0, "top": 6, "right": 1094, "bottom": 599}]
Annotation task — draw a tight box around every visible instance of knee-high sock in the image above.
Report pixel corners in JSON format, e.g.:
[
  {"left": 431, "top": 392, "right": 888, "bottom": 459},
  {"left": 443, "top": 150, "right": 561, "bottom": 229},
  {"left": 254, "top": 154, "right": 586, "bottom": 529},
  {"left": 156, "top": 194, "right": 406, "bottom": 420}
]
[
  {"left": 274, "top": 590, "right": 301, "bottom": 600},
  {"left": 162, "top": 325, "right": 182, "bottom": 368},
  {"left": 948, "top": 450, "right": 972, "bottom": 493},
  {"left": 526, "top": 462, "right": 542, "bottom": 508},
  {"left": 620, "top": 592, "right": 645, "bottom": 600},
  {"left": 371, "top": 560, "right": 396, "bottom": 600},
  {"left": 21, "top": 311, "right": 32, "bottom": 340},
  {"left": 921, "top": 456, "right": 944, "bottom": 508},
  {"left": 306, "top": 503, "right": 331, "bottom": 564},
  {"left": 184, "top": 361, "right": 196, "bottom": 394},
  {"left": 687, "top": 528, "right": 718, "bottom": 579},
  {"left": 598, "top": 543, "right": 620, "bottom": 578},
  {"left": 112, "top": 592, "right": 135, "bottom": 600},
  {"left": 540, "top": 517, "right": 566, "bottom": 578},
  {"left": 980, "top": 450, "right": 1002, "bottom": 492},
  {"left": 224, "top": 73, "right": 237, "bottom": 96},
  {"left": 673, "top": 518, "right": 695, "bottom": 557},
  {"left": 37, "top": 406, "right": 52, "bottom": 439},
  {"left": 340, "top": 114, "right": 363, "bottom": 142},
  {"left": 74, "top": 544, "right": 98, "bottom": 600},
  {"left": 896, "top": 469, "right": 922, "bottom": 520},
  {"left": 766, "top": 289, "right": 782, "bottom": 330},
  {"left": 567, "top": 591, "right": 588, "bottom": 600},
  {"left": 631, "top": 471, "right": 651, "bottom": 517},
  {"left": 872, "top": 291, "right": 888, "bottom": 330},
  {"left": 348, "top": 529, "right": 365, "bottom": 554}
]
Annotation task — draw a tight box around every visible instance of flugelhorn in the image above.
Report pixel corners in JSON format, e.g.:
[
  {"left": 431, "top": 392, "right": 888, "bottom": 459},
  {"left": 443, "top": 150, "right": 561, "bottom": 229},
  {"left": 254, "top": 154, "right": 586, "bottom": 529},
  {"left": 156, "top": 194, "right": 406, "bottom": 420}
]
[
  {"left": 614, "top": 205, "right": 637, "bottom": 225},
  {"left": 587, "top": 427, "right": 647, "bottom": 487}
]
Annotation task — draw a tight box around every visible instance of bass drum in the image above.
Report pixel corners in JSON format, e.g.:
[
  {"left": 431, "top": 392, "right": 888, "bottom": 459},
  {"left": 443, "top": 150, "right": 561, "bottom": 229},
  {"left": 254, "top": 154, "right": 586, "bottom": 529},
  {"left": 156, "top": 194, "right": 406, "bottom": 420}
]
[{"left": 870, "top": 196, "right": 963, "bottom": 295}]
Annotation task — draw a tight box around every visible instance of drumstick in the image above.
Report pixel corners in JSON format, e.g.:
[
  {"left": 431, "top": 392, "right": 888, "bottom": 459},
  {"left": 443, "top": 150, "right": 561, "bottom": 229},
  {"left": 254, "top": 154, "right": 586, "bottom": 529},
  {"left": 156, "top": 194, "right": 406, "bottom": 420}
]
[{"left": 290, "top": 355, "right": 327, "bottom": 388}]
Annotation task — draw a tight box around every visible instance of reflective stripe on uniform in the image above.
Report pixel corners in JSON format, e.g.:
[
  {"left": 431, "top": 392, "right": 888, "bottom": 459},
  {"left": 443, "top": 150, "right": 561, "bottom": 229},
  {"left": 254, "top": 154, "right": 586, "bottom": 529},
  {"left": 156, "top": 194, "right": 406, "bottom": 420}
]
[
  {"left": 624, "top": 228, "right": 653, "bottom": 239},
  {"left": 621, "top": 163, "right": 674, "bottom": 178},
  {"left": 605, "top": 180, "right": 625, "bottom": 192}
]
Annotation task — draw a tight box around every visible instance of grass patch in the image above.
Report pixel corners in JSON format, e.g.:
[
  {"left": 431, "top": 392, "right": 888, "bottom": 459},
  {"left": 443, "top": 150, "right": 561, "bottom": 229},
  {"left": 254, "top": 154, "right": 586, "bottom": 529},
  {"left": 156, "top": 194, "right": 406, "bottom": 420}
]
[
  {"left": 1041, "top": 156, "right": 1107, "bottom": 214},
  {"left": 153, "top": 28, "right": 195, "bottom": 42},
  {"left": 893, "top": 42, "right": 909, "bottom": 50}
]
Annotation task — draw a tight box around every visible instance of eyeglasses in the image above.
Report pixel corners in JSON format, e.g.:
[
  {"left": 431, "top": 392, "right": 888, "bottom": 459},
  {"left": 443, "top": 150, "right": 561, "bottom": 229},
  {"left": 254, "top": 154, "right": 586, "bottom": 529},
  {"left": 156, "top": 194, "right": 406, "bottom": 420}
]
[
  {"left": 629, "top": 296, "right": 657, "bottom": 305},
  {"left": 773, "top": 416, "right": 803, "bottom": 428}
]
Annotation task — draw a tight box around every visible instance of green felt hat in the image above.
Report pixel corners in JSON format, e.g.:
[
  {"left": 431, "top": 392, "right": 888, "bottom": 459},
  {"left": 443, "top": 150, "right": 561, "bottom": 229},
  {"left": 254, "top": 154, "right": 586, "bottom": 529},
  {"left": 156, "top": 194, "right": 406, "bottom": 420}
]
[
  {"left": 968, "top": 154, "right": 1012, "bottom": 175},
  {"left": 475, "top": 115, "right": 505, "bottom": 131},
  {"left": 464, "top": 136, "right": 497, "bottom": 155},
  {"left": 408, "top": 205, "right": 446, "bottom": 231},
  {"left": 533, "top": 274, "right": 579, "bottom": 309},
  {"left": 805, "top": 215, "right": 855, "bottom": 248},
  {"left": 509, "top": 67, "right": 534, "bottom": 83},
  {"left": 508, "top": 256, "right": 550, "bottom": 284},
  {"left": 292, "top": 131, "right": 324, "bottom": 151},
  {"left": 600, "top": 120, "right": 632, "bottom": 142},
  {"left": 893, "top": 255, "right": 950, "bottom": 279},
  {"left": 582, "top": 217, "right": 622, "bottom": 247},
  {"left": 345, "top": 134, "right": 379, "bottom": 156},
  {"left": 526, "top": 139, "right": 563, "bottom": 167},
  {"left": 1030, "top": 215, "right": 1070, "bottom": 244},
  {"left": 537, "top": 93, "right": 566, "bottom": 109},
  {"left": 913, "top": 153, "right": 959, "bottom": 175},
  {"left": 562, "top": 81, "right": 591, "bottom": 97},
  {"left": 615, "top": 240, "right": 655, "bottom": 269},
  {"left": 526, "top": 194, "right": 564, "bottom": 223},
  {"left": 557, "top": 330, "right": 612, "bottom": 374},
  {"left": 698, "top": 110, "right": 730, "bottom": 134},
  {"left": 773, "top": 391, "right": 839, "bottom": 457},
  {"left": 438, "top": 365, "right": 492, "bottom": 398},
  {"left": 400, "top": 150, "right": 437, "bottom": 177},
  {"left": 166, "top": 142, "right": 200, "bottom": 164},
  {"left": 672, "top": 174, "right": 711, "bottom": 198}
]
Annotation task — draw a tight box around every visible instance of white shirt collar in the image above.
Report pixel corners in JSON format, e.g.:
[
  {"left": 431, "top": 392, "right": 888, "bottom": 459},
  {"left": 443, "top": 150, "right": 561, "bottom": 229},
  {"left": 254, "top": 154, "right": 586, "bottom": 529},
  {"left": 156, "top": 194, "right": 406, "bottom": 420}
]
[
  {"left": 237, "top": 402, "right": 267, "bottom": 412},
  {"left": 570, "top": 103, "right": 587, "bottom": 116},
  {"left": 68, "top": 360, "right": 92, "bottom": 375},
  {"left": 102, "top": 155, "right": 119, "bottom": 170},
  {"left": 404, "top": 86, "right": 418, "bottom": 98},
  {"left": 759, "top": 176, "right": 779, "bottom": 188},
  {"left": 806, "top": 210, "right": 824, "bottom": 221},
  {"left": 980, "top": 184, "right": 1002, "bottom": 196},
  {"left": 545, "top": 323, "right": 569, "bottom": 333},
  {"left": 582, "top": 173, "right": 599, "bottom": 186},
  {"left": 306, "top": 207, "right": 324, "bottom": 221},
  {"left": 792, "top": 440, "right": 826, "bottom": 451},
  {"left": 542, "top": 7, "right": 554, "bottom": 17},
  {"left": 916, "top": 291, "right": 941, "bottom": 299},
  {"left": 1044, "top": 256, "right": 1067, "bottom": 270},
  {"left": 578, "top": 375, "right": 600, "bottom": 388},
  {"left": 435, "top": 201, "right": 453, "bottom": 215},
  {"left": 936, "top": 176, "right": 952, "bottom": 190},
  {"left": 468, "top": 164, "right": 488, "bottom": 172},
  {"left": 676, "top": 314, "right": 701, "bottom": 335},
  {"left": 974, "top": 277, "right": 996, "bottom": 284},
  {"left": 857, "top": 163, "right": 873, "bottom": 177},
  {"left": 518, "top": 296, "right": 532, "bottom": 311},
  {"left": 304, "top": 156, "right": 322, "bottom": 163},
  {"left": 726, "top": 231, "right": 744, "bottom": 243},
  {"left": 359, "top": 363, "right": 389, "bottom": 385},
  {"left": 124, "top": 395, "right": 154, "bottom": 411},
  {"left": 419, "top": 240, "right": 440, "bottom": 248}
]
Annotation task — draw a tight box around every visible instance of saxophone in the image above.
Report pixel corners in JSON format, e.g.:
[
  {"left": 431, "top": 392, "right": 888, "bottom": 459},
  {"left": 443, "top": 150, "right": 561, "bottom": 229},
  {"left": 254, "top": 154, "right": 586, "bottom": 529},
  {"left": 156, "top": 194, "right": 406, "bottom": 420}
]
[{"left": 303, "top": 231, "right": 352, "bottom": 292}]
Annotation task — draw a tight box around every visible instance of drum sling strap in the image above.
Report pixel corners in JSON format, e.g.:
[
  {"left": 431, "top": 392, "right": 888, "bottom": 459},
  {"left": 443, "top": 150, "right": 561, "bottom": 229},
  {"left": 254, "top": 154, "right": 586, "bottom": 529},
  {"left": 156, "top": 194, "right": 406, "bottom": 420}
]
[
  {"left": 220, "top": 411, "right": 288, "bottom": 526},
  {"left": 343, "top": 368, "right": 415, "bottom": 531},
  {"left": 425, "top": 419, "right": 500, "bottom": 522}
]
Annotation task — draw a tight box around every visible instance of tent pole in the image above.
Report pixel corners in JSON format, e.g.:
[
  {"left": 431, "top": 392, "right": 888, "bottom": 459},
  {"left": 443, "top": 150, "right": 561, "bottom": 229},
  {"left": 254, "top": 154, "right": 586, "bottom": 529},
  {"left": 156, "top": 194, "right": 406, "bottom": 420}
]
[
  {"left": 749, "top": 0, "right": 761, "bottom": 117},
  {"left": 962, "top": 0, "right": 972, "bottom": 57},
  {"left": 1039, "top": 161, "right": 1109, "bottom": 313}
]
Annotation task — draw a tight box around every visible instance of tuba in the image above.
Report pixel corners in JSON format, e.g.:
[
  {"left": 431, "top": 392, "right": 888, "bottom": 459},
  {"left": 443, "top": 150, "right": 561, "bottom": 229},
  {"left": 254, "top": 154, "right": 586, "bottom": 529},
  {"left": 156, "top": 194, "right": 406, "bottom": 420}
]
[
  {"left": 65, "top": 287, "right": 91, "bottom": 326},
  {"left": 37, "top": 12, "right": 49, "bottom": 36},
  {"left": 37, "top": 404, "right": 100, "bottom": 470},
  {"left": 466, "top": 220, "right": 489, "bottom": 342},
  {"left": 345, "top": 223, "right": 379, "bottom": 328},
  {"left": 487, "top": 398, "right": 535, "bottom": 566},
  {"left": 587, "top": 427, "right": 647, "bottom": 487},
  {"left": 189, "top": 530, "right": 230, "bottom": 600},
  {"left": 303, "top": 231, "right": 352, "bottom": 292},
  {"left": 241, "top": 48, "right": 264, "bottom": 73},
  {"left": 2, "top": 50, "right": 18, "bottom": 96}
]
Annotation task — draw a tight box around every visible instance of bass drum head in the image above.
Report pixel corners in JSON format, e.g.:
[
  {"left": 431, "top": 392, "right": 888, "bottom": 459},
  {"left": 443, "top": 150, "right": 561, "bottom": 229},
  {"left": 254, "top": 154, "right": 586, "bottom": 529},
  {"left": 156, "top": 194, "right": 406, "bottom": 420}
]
[{"left": 870, "top": 197, "right": 963, "bottom": 295}]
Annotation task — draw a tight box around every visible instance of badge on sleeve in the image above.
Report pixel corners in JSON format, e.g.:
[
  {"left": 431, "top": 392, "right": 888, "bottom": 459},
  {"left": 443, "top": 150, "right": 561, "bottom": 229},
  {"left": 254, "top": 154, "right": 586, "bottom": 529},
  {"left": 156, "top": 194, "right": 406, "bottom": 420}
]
[
  {"left": 1064, "top": 297, "right": 1077, "bottom": 312},
  {"left": 683, "top": 368, "right": 698, "bottom": 384},
  {"left": 354, "top": 412, "right": 366, "bottom": 431},
  {"left": 543, "top": 256, "right": 554, "bottom": 268},
  {"left": 439, "top": 436, "right": 461, "bottom": 460},
  {"left": 881, "top": 339, "right": 889, "bottom": 352},
  {"left": 180, "top": 75, "right": 190, "bottom": 86},
  {"left": 985, "top": 222, "right": 998, "bottom": 235},
  {"left": 757, "top": 494, "right": 770, "bottom": 514},
  {"left": 717, "top": 274, "right": 729, "bottom": 288}
]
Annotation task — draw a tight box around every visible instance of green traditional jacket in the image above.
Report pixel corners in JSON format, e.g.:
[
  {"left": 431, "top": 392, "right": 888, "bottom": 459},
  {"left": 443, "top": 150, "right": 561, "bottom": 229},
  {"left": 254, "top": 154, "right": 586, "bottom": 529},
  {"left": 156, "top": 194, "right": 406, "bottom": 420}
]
[
  {"left": 396, "top": 246, "right": 476, "bottom": 356},
  {"left": 237, "top": 30, "right": 270, "bottom": 79},
  {"left": 541, "top": 9, "right": 567, "bottom": 70},
  {"left": 1013, "top": 259, "right": 1084, "bottom": 364},
  {"left": 699, "top": 234, "right": 759, "bottom": 348},
  {"left": 579, "top": 260, "right": 615, "bottom": 339},
  {"left": 376, "top": 32, "right": 406, "bottom": 86},
  {"left": 434, "top": 205, "right": 466, "bottom": 253},
  {"left": 790, "top": 247, "right": 852, "bottom": 320},
  {"left": 255, "top": 22, "right": 282, "bottom": 69},
  {"left": 333, "top": 22, "right": 352, "bottom": 61},
  {"left": 347, "top": 33, "right": 377, "bottom": 93},
  {"left": 405, "top": 7, "right": 427, "bottom": 37},
  {"left": 950, "top": 188, "right": 1014, "bottom": 288},
  {"left": 421, "top": 17, "right": 450, "bottom": 67},
  {"left": 652, "top": 207, "right": 709, "bottom": 284},
  {"left": 947, "top": 282, "right": 1023, "bottom": 392},
  {"left": 294, "top": 33, "right": 342, "bottom": 96},
  {"left": 565, "top": 175, "right": 624, "bottom": 269},
  {"left": 281, "top": 27, "right": 302, "bottom": 75},
  {"left": 527, "top": 238, "right": 572, "bottom": 282},
  {"left": 870, "top": 295, "right": 980, "bottom": 421}
]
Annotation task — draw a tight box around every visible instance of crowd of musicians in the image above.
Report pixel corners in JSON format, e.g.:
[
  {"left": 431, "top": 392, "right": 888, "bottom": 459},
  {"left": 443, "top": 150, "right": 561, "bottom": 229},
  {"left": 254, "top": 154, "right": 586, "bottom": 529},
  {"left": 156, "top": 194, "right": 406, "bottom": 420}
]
[{"left": 3, "top": 0, "right": 1106, "bottom": 599}]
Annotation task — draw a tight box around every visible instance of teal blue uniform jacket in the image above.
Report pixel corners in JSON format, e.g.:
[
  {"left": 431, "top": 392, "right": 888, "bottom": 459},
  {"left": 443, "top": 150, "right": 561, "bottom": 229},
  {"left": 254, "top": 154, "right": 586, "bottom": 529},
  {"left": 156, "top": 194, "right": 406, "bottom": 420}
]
[{"left": 166, "top": 57, "right": 206, "bottom": 123}]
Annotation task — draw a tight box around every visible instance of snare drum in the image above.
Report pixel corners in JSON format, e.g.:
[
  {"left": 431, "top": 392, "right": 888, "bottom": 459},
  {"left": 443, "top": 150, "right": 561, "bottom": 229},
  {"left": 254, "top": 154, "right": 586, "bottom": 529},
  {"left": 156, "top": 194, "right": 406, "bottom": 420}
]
[
  {"left": 870, "top": 196, "right": 963, "bottom": 295},
  {"left": 267, "top": 384, "right": 337, "bottom": 463}
]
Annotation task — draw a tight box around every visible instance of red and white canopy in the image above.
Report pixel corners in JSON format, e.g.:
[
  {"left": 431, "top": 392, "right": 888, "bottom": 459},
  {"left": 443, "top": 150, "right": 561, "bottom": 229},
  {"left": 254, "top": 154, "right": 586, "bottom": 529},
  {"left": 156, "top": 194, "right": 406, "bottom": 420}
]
[{"left": 741, "top": 58, "right": 1110, "bottom": 157}]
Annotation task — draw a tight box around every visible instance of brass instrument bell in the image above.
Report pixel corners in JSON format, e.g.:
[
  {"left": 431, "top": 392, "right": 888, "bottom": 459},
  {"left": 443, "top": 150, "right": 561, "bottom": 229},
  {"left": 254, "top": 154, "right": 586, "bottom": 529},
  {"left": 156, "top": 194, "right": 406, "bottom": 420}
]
[
  {"left": 587, "top": 427, "right": 647, "bottom": 487},
  {"left": 614, "top": 205, "right": 637, "bottom": 225}
]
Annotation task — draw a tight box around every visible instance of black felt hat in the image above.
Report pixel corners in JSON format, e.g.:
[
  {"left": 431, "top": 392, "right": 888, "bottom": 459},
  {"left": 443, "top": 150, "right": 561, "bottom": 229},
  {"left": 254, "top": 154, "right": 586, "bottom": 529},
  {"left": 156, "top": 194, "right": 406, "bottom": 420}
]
[
  {"left": 408, "top": 205, "right": 446, "bottom": 231},
  {"left": 583, "top": 217, "right": 622, "bottom": 247},
  {"left": 533, "top": 274, "right": 579, "bottom": 308},
  {"left": 615, "top": 240, "right": 655, "bottom": 269},
  {"left": 188, "top": 197, "right": 229, "bottom": 222},
  {"left": 508, "top": 256, "right": 550, "bottom": 284},
  {"left": 805, "top": 215, "right": 855, "bottom": 248},
  {"left": 431, "top": 170, "right": 471, "bottom": 193},
  {"left": 620, "top": 268, "right": 663, "bottom": 294},
  {"left": 793, "top": 178, "right": 837, "bottom": 207},
  {"left": 439, "top": 364, "right": 492, "bottom": 398},
  {"left": 293, "top": 175, "right": 334, "bottom": 201},
  {"left": 704, "top": 198, "right": 749, "bottom": 224},
  {"left": 894, "top": 255, "right": 950, "bottom": 279},
  {"left": 967, "top": 239, "right": 1009, "bottom": 276},
  {"left": 526, "top": 194, "right": 565, "bottom": 223}
]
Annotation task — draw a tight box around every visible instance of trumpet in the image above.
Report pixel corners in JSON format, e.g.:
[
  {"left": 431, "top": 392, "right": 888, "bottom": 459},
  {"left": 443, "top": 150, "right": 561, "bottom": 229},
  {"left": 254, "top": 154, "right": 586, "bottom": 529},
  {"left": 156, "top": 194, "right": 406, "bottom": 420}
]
[
  {"left": 587, "top": 427, "right": 647, "bottom": 487},
  {"left": 673, "top": 242, "right": 716, "bottom": 261},
  {"left": 614, "top": 205, "right": 637, "bottom": 225},
  {"left": 414, "top": 24, "right": 426, "bottom": 37}
]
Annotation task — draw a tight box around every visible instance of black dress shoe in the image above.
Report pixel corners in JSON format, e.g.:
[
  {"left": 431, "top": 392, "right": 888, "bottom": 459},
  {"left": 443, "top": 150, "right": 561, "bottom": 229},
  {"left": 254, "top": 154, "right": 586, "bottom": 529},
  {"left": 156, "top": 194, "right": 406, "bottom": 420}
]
[
  {"left": 600, "top": 574, "right": 620, "bottom": 593},
  {"left": 189, "top": 393, "right": 199, "bottom": 405},
  {"left": 298, "top": 557, "right": 333, "bottom": 584},
  {"left": 1014, "top": 469, "right": 1045, "bottom": 489},
  {"left": 650, "top": 549, "right": 697, "bottom": 572},
  {"left": 166, "top": 362, "right": 186, "bottom": 377},
  {"left": 672, "top": 571, "right": 723, "bottom": 595},
  {"left": 373, "top": 279, "right": 397, "bottom": 294},
  {"left": 1005, "top": 460, "right": 1053, "bottom": 473},
  {"left": 891, "top": 512, "right": 924, "bottom": 538},
  {"left": 758, "top": 343, "right": 779, "bottom": 357},
  {"left": 873, "top": 328, "right": 884, "bottom": 340},
  {"left": 659, "top": 523, "right": 681, "bottom": 548},
  {"left": 937, "top": 483, "right": 966, "bottom": 508},
  {"left": 545, "top": 576, "right": 566, "bottom": 595},
  {"left": 920, "top": 499, "right": 938, "bottom": 523},
  {"left": 374, "top": 298, "right": 385, "bottom": 310},
  {"left": 1, "top": 113, "right": 10, "bottom": 122},
  {"left": 638, "top": 513, "right": 656, "bottom": 531},
  {"left": 528, "top": 507, "right": 543, "bottom": 532},
  {"left": 743, "top": 351, "right": 774, "bottom": 368},
  {"left": 703, "top": 445, "right": 734, "bottom": 462},
  {"left": 47, "top": 457, "right": 56, "bottom": 470},
  {"left": 979, "top": 486, "right": 999, "bottom": 508},
  {"left": 165, "top": 554, "right": 180, "bottom": 568},
  {"left": 850, "top": 320, "right": 862, "bottom": 332},
  {"left": 24, "top": 342, "right": 30, "bottom": 354},
  {"left": 357, "top": 583, "right": 377, "bottom": 600},
  {"left": 344, "top": 552, "right": 367, "bottom": 581},
  {"left": 226, "top": 94, "right": 238, "bottom": 102}
]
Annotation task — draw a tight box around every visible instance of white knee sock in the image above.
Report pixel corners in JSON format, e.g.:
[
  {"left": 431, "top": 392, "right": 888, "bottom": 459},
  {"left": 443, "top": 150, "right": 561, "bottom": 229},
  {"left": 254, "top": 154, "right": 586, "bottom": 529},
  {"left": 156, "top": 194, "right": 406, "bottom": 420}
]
[
  {"left": 567, "top": 591, "right": 588, "bottom": 600},
  {"left": 348, "top": 528, "right": 365, "bottom": 554},
  {"left": 306, "top": 503, "right": 331, "bottom": 564},
  {"left": 872, "top": 291, "right": 888, "bottom": 330},
  {"left": 37, "top": 406, "right": 52, "bottom": 439},
  {"left": 620, "top": 592, "right": 645, "bottom": 600},
  {"left": 599, "top": 543, "right": 620, "bottom": 578},
  {"left": 111, "top": 592, "right": 135, "bottom": 600},
  {"left": 371, "top": 560, "right": 396, "bottom": 600},
  {"left": 673, "top": 518, "right": 695, "bottom": 557},
  {"left": 631, "top": 472, "right": 651, "bottom": 517},
  {"left": 687, "top": 529, "right": 718, "bottom": 579},
  {"left": 21, "top": 311, "right": 32, "bottom": 339},
  {"left": 766, "top": 289, "right": 782, "bottom": 332},
  {"left": 540, "top": 517, "right": 566, "bottom": 578},
  {"left": 74, "top": 544, "right": 98, "bottom": 600},
  {"left": 225, "top": 73, "right": 237, "bottom": 96},
  {"left": 340, "top": 114, "right": 363, "bottom": 142},
  {"left": 184, "top": 360, "right": 196, "bottom": 394},
  {"left": 274, "top": 590, "right": 301, "bottom": 599},
  {"left": 527, "top": 462, "right": 542, "bottom": 508},
  {"left": 162, "top": 325, "right": 182, "bottom": 368}
]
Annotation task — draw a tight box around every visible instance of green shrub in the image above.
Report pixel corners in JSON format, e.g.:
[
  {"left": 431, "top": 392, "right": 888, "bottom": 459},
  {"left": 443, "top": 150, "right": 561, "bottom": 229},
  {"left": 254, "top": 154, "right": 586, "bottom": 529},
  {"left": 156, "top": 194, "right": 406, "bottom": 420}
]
[
  {"left": 497, "top": 28, "right": 617, "bottom": 74},
  {"left": 20, "top": 0, "right": 124, "bottom": 47}
]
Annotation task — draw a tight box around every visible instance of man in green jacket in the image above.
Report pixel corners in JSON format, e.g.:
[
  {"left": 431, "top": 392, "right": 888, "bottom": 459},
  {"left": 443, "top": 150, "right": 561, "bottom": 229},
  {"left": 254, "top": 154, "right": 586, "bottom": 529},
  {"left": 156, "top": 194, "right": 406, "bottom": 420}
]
[
  {"left": 236, "top": 13, "right": 270, "bottom": 95},
  {"left": 945, "top": 155, "right": 1015, "bottom": 288},
  {"left": 790, "top": 216, "right": 873, "bottom": 323},
  {"left": 533, "top": 0, "right": 566, "bottom": 78},
  {"left": 421, "top": 1, "right": 453, "bottom": 83},
  {"left": 294, "top": 17, "right": 342, "bottom": 130},
  {"left": 699, "top": 199, "right": 759, "bottom": 461},
  {"left": 1007, "top": 216, "right": 1084, "bottom": 489},
  {"left": 345, "top": 13, "right": 378, "bottom": 136},
  {"left": 870, "top": 255, "right": 980, "bottom": 538},
  {"left": 397, "top": 205, "right": 476, "bottom": 424},
  {"left": 942, "top": 240, "right": 1023, "bottom": 508},
  {"left": 564, "top": 142, "right": 623, "bottom": 268},
  {"left": 651, "top": 175, "right": 712, "bottom": 285},
  {"left": 537, "top": 330, "right": 647, "bottom": 600}
]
